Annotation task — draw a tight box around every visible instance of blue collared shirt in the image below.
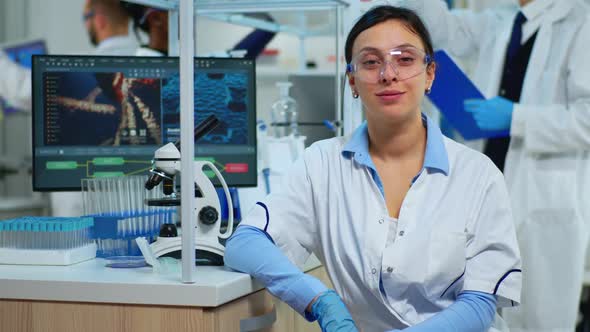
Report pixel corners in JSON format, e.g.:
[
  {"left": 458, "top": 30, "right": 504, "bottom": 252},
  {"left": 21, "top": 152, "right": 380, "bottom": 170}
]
[{"left": 342, "top": 114, "right": 450, "bottom": 197}]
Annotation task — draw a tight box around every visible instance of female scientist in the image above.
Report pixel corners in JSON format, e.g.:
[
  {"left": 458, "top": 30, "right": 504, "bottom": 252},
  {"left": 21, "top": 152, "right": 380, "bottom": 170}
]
[{"left": 225, "top": 6, "right": 521, "bottom": 332}]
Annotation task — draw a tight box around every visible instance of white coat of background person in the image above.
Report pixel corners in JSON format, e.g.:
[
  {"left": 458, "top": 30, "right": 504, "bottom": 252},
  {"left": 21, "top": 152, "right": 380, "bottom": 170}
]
[
  {"left": 0, "top": 52, "right": 31, "bottom": 112},
  {"left": 83, "top": 0, "right": 138, "bottom": 56},
  {"left": 50, "top": 0, "right": 139, "bottom": 217},
  {"left": 395, "top": 0, "right": 590, "bottom": 331}
]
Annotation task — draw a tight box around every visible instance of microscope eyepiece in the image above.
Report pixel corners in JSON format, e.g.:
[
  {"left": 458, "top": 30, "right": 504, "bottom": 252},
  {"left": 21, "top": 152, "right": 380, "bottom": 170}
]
[
  {"left": 146, "top": 115, "right": 219, "bottom": 192},
  {"left": 173, "top": 115, "right": 220, "bottom": 151},
  {"left": 145, "top": 172, "right": 163, "bottom": 190}
]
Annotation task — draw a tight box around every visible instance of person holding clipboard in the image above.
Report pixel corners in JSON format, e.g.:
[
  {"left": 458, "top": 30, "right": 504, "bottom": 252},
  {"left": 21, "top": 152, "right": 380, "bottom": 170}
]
[{"left": 396, "top": 0, "right": 590, "bottom": 330}]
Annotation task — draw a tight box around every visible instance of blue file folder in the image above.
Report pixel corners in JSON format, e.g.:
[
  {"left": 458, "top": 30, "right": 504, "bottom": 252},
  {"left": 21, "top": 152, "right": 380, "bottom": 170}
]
[{"left": 427, "top": 50, "right": 509, "bottom": 140}]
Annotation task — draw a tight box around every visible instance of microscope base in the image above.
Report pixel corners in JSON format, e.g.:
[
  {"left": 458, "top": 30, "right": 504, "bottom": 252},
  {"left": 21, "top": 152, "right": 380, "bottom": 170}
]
[{"left": 150, "top": 235, "right": 226, "bottom": 266}]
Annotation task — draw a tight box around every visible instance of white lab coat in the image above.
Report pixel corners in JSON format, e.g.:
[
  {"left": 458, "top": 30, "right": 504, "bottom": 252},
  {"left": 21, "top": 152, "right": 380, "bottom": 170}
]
[
  {"left": 0, "top": 51, "right": 31, "bottom": 112},
  {"left": 93, "top": 35, "right": 139, "bottom": 56},
  {"left": 241, "top": 117, "right": 521, "bottom": 331},
  {"left": 50, "top": 35, "right": 139, "bottom": 217},
  {"left": 398, "top": 0, "right": 590, "bottom": 330},
  {"left": 135, "top": 47, "right": 165, "bottom": 57}
]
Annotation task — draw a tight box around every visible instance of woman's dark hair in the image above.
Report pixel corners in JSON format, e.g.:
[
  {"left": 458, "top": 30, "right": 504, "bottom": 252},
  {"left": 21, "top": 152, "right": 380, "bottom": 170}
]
[{"left": 345, "top": 6, "right": 434, "bottom": 64}]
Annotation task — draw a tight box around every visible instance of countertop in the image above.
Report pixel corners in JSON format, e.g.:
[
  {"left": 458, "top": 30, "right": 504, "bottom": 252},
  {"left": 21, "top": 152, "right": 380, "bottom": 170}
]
[
  {"left": 0, "top": 196, "right": 46, "bottom": 211},
  {"left": 0, "top": 254, "right": 322, "bottom": 307}
]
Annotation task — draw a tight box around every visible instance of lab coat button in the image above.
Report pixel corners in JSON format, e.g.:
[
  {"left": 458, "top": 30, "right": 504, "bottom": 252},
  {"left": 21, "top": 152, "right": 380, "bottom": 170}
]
[
  {"left": 398, "top": 231, "right": 405, "bottom": 236},
  {"left": 387, "top": 267, "right": 394, "bottom": 273},
  {"left": 378, "top": 218, "right": 384, "bottom": 224},
  {"left": 371, "top": 268, "right": 377, "bottom": 274}
]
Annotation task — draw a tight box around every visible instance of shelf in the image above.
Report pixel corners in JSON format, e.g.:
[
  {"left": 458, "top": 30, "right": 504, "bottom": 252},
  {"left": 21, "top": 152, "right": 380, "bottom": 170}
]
[
  {"left": 201, "top": 13, "right": 333, "bottom": 37},
  {"left": 125, "top": 1, "right": 347, "bottom": 37},
  {"left": 195, "top": 0, "right": 349, "bottom": 13},
  {"left": 123, "top": 0, "right": 178, "bottom": 10},
  {"left": 124, "top": 0, "right": 349, "bottom": 12},
  {"left": 256, "top": 67, "right": 337, "bottom": 78}
]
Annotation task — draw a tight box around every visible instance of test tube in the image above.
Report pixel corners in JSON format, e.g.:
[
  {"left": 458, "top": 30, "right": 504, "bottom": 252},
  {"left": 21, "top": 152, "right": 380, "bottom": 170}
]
[
  {"left": 137, "top": 176, "right": 144, "bottom": 235},
  {"left": 96, "top": 178, "right": 104, "bottom": 215}
]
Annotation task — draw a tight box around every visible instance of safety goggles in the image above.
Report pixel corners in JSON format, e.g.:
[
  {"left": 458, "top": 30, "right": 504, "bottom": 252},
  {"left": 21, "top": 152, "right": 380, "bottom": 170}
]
[
  {"left": 347, "top": 46, "right": 432, "bottom": 83},
  {"left": 82, "top": 10, "right": 95, "bottom": 22}
]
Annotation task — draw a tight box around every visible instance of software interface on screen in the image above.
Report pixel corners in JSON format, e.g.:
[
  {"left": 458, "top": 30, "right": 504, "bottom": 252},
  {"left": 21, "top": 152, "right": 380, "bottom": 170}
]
[
  {"left": 32, "top": 55, "right": 257, "bottom": 191},
  {"left": 1, "top": 39, "right": 46, "bottom": 113}
]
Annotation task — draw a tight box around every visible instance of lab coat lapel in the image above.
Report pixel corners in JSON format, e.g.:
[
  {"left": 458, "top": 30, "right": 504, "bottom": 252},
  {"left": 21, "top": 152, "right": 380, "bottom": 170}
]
[
  {"left": 520, "top": 2, "right": 574, "bottom": 104},
  {"left": 520, "top": 20, "right": 551, "bottom": 104},
  {"left": 484, "top": 15, "right": 514, "bottom": 99}
]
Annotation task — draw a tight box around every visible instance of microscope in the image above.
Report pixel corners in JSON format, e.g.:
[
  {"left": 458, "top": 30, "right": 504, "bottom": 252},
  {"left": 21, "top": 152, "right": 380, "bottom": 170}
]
[{"left": 144, "top": 115, "right": 234, "bottom": 265}]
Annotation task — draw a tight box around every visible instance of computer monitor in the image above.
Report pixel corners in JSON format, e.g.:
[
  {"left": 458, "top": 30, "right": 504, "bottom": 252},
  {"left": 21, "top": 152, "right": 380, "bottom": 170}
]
[
  {"left": 0, "top": 39, "right": 47, "bottom": 114},
  {"left": 31, "top": 55, "right": 257, "bottom": 191}
]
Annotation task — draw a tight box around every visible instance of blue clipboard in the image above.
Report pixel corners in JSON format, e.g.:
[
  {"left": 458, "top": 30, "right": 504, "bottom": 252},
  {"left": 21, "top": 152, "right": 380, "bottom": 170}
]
[{"left": 427, "top": 50, "right": 509, "bottom": 140}]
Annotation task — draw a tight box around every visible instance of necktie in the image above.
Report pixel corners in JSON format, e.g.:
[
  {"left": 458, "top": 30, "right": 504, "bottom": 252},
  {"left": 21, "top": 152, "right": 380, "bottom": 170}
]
[
  {"left": 483, "top": 12, "right": 528, "bottom": 172},
  {"left": 506, "top": 12, "right": 527, "bottom": 60}
]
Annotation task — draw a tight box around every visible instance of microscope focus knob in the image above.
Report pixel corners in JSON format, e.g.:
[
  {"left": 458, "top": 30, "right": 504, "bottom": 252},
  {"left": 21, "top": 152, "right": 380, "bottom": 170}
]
[
  {"left": 199, "top": 206, "right": 219, "bottom": 225},
  {"left": 159, "top": 223, "right": 178, "bottom": 237}
]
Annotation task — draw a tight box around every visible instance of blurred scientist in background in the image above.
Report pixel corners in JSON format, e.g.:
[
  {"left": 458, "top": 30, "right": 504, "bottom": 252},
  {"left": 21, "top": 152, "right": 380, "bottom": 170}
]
[
  {"left": 121, "top": 2, "right": 169, "bottom": 56},
  {"left": 83, "top": 0, "right": 138, "bottom": 55},
  {"left": 51, "top": 0, "right": 139, "bottom": 217},
  {"left": 2, "top": 0, "right": 137, "bottom": 116},
  {"left": 398, "top": 0, "right": 590, "bottom": 330}
]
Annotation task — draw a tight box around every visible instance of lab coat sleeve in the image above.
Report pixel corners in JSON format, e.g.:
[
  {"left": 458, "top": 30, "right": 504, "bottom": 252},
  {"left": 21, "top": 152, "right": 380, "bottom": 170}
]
[
  {"left": 463, "top": 168, "right": 522, "bottom": 307},
  {"left": 510, "top": 17, "right": 590, "bottom": 154},
  {"left": 389, "top": 291, "right": 497, "bottom": 332},
  {"left": 397, "top": 0, "right": 499, "bottom": 57},
  {"left": 0, "top": 51, "right": 32, "bottom": 112},
  {"left": 238, "top": 145, "right": 319, "bottom": 268}
]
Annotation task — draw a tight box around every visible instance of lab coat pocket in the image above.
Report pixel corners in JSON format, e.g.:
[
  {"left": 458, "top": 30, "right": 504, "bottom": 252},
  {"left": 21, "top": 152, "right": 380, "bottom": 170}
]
[
  {"left": 425, "top": 232, "right": 467, "bottom": 299},
  {"left": 527, "top": 161, "right": 576, "bottom": 212},
  {"left": 517, "top": 209, "right": 587, "bottom": 322},
  {"left": 538, "top": 70, "right": 560, "bottom": 101}
]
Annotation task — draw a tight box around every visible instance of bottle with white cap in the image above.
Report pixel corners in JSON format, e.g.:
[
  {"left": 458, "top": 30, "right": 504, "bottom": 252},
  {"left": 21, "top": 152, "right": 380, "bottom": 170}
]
[{"left": 270, "top": 81, "right": 298, "bottom": 138}]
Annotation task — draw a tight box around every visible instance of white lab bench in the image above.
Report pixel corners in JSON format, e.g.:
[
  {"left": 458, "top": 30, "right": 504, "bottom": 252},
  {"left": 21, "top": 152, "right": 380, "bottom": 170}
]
[
  {"left": 0, "top": 255, "right": 329, "bottom": 332},
  {"left": 0, "top": 196, "right": 46, "bottom": 220}
]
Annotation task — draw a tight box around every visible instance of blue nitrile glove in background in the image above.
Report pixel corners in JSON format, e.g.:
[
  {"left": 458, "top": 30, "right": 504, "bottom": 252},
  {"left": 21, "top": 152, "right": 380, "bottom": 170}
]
[
  {"left": 464, "top": 96, "right": 514, "bottom": 131},
  {"left": 309, "top": 290, "right": 359, "bottom": 332}
]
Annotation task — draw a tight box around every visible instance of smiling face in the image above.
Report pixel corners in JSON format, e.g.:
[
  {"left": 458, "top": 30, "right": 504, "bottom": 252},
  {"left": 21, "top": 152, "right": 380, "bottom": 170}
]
[{"left": 348, "top": 19, "right": 435, "bottom": 125}]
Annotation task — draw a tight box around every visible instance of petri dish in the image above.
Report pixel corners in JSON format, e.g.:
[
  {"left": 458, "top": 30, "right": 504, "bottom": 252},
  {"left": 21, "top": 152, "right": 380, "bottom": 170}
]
[{"left": 105, "top": 256, "right": 147, "bottom": 268}]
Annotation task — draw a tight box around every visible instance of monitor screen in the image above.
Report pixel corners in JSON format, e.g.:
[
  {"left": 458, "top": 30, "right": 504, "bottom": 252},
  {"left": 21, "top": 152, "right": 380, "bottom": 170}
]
[
  {"left": 32, "top": 55, "right": 257, "bottom": 191},
  {"left": 1, "top": 39, "right": 47, "bottom": 114}
]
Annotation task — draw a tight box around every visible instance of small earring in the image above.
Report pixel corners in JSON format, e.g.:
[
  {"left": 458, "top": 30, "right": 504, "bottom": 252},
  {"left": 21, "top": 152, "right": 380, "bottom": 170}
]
[
  {"left": 353, "top": 92, "right": 359, "bottom": 99},
  {"left": 425, "top": 87, "right": 432, "bottom": 94}
]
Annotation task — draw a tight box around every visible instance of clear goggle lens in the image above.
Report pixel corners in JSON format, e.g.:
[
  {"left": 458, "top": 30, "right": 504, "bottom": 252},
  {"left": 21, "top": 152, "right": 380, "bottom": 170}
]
[{"left": 348, "top": 46, "right": 431, "bottom": 83}]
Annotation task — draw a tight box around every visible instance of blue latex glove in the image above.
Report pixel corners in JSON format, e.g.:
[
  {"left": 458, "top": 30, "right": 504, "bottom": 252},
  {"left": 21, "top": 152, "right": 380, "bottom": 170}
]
[
  {"left": 383, "top": 291, "right": 497, "bottom": 332},
  {"left": 310, "top": 290, "right": 359, "bottom": 332},
  {"left": 464, "top": 96, "right": 514, "bottom": 131}
]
